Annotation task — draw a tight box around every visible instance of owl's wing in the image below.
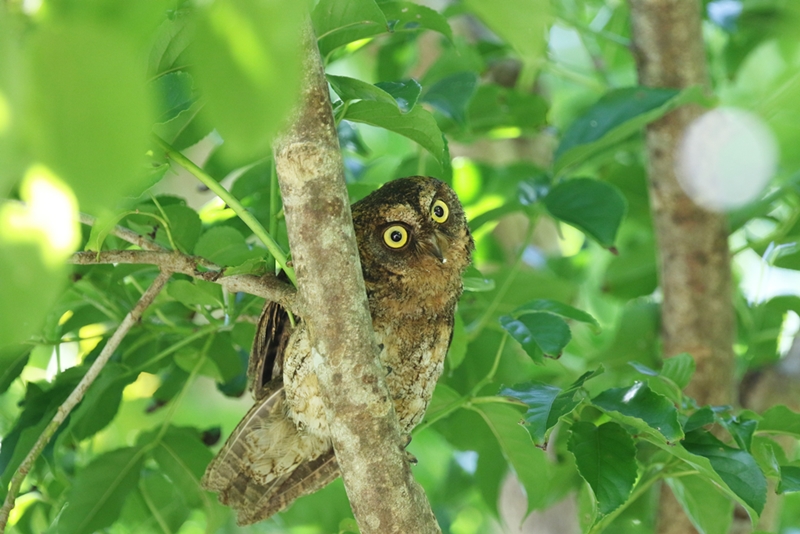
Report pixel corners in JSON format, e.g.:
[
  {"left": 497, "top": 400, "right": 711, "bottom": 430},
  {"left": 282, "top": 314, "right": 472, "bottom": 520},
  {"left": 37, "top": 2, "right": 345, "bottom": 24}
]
[
  {"left": 248, "top": 300, "right": 293, "bottom": 400},
  {"left": 201, "top": 387, "right": 340, "bottom": 525}
]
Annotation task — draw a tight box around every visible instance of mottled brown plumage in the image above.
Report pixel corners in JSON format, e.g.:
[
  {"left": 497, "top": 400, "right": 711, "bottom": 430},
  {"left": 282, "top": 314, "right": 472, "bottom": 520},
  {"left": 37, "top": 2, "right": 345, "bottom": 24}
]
[{"left": 201, "top": 176, "right": 474, "bottom": 524}]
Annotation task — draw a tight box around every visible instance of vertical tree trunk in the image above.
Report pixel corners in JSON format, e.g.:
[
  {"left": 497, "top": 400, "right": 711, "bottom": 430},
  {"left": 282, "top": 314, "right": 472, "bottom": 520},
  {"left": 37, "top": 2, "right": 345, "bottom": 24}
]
[
  {"left": 272, "top": 21, "right": 441, "bottom": 534},
  {"left": 628, "top": 1, "right": 735, "bottom": 533}
]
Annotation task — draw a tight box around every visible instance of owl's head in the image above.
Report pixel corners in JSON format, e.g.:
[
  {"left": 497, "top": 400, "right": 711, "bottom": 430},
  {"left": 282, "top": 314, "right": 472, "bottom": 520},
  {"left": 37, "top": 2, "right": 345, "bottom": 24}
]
[{"left": 351, "top": 176, "right": 474, "bottom": 280}]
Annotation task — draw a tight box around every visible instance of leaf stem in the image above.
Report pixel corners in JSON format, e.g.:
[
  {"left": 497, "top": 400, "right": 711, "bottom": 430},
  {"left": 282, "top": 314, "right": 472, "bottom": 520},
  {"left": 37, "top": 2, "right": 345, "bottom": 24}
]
[{"left": 151, "top": 134, "right": 296, "bottom": 285}]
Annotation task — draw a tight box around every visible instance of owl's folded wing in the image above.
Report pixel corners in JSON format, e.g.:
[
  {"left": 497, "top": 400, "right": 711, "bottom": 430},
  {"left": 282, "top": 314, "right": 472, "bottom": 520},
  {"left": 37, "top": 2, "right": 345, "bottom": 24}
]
[{"left": 248, "top": 300, "right": 293, "bottom": 400}]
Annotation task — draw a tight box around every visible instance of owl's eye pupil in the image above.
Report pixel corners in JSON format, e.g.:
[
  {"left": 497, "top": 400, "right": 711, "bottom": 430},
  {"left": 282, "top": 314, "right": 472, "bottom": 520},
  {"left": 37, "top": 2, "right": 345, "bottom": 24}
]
[
  {"left": 433, "top": 205, "right": 444, "bottom": 218},
  {"left": 391, "top": 230, "right": 403, "bottom": 242}
]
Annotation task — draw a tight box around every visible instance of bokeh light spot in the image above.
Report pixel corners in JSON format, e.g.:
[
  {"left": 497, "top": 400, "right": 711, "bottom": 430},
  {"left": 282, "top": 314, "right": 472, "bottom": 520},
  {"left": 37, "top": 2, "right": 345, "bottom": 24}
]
[{"left": 677, "top": 107, "right": 778, "bottom": 212}]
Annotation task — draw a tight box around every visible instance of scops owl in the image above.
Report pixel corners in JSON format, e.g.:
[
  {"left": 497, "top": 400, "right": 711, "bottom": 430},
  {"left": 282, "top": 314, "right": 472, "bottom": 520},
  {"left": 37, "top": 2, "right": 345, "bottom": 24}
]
[{"left": 201, "top": 176, "right": 474, "bottom": 524}]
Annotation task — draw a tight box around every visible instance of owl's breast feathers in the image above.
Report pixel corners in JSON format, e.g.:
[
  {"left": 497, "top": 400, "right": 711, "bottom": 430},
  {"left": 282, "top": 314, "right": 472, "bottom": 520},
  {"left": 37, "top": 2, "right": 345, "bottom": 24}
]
[{"left": 202, "top": 176, "right": 474, "bottom": 524}]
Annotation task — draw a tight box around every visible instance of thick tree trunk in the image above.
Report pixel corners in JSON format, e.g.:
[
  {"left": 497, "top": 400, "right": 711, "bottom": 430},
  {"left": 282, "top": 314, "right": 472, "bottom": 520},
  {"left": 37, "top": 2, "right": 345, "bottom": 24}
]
[
  {"left": 628, "top": 1, "right": 735, "bottom": 533},
  {"left": 271, "top": 21, "right": 441, "bottom": 534}
]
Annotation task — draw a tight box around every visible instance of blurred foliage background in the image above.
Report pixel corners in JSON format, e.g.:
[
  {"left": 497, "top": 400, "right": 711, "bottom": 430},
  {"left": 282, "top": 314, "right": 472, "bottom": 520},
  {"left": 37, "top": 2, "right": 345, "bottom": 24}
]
[{"left": 2, "top": 0, "right": 800, "bottom": 533}]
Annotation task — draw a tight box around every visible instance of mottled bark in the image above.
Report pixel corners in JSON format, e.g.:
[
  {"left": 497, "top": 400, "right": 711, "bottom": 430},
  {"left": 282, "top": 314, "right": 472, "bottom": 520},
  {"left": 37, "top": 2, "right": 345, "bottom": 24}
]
[
  {"left": 271, "top": 21, "right": 441, "bottom": 534},
  {"left": 628, "top": 1, "right": 736, "bottom": 533}
]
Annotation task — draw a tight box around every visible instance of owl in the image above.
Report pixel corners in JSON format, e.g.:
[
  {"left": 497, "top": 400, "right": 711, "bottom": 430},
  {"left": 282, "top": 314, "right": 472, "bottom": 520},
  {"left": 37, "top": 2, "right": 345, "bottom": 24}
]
[{"left": 201, "top": 176, "right": 474, "bottom": 525}]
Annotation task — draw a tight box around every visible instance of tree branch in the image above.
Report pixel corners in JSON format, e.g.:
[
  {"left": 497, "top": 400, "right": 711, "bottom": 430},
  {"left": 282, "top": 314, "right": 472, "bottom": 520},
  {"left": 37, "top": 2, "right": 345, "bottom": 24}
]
[
  {"left": 272, "top": 20, "right": 441, "bottom": 534},
  {"left": 0, "top": 270, "right": 172, "bottom": 533},
  {"left": 70, "top": 250, "right": 297, "bottom": 313},
  {"left": 79, "top": 212, "right": 166, "bottom": 252}
]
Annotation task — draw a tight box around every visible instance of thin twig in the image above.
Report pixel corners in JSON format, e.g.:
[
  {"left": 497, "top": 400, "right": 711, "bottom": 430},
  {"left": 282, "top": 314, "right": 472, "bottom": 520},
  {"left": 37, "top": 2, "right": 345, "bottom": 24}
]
[
  {"left": 69, "top": 250, "right": 298, "bottom": 313},
  {"left": 79, "top": 212, "right": 165, "bottom": 252},
  {"left": 0, "top": 271, "right": 172, "bottom": 533}
]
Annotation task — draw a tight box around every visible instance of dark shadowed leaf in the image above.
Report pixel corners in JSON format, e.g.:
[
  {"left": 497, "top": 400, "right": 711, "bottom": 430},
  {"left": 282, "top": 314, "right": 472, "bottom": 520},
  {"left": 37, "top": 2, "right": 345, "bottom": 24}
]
[
  {"left": 684, "top": 407, "right": 716, "bottom": 433},
  {"left": 59, "top": 447, "right": 145, "bottom": 534},
  {"left": 569, "top": 422, "right": 637, "bottom": 515},
  {"left": 168, "top": 280, "right": 222, "bottom": 308},
  {"left": 150, "top": 426, "right": 213, "bottom": 508},
  {"left": 544, "top": 178, "right": 627, "bottom": 248},
  {"left": 70, "top": 363, "right": 136, "bottom": 441},
  {"left": 592, "top": 382, "right": 683, "bottom": 442}
]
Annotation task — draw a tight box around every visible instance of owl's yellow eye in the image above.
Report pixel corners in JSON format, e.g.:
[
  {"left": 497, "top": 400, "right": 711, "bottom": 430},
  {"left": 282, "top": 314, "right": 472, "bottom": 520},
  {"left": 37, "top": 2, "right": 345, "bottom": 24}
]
[
  {"left": 431, "top": 199, "right": 449, "bottom": 223},
  {"left": 383, "top": 225, "right": 409, "bottom": 248}
]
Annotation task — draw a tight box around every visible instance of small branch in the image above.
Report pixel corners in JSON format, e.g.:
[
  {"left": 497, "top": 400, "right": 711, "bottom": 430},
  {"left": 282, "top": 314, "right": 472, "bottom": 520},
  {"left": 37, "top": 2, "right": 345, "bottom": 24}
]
[
  {"left": 0, "top": 271, "right": 173, "bottom": 533},
  {"left": 79, "top": 212, "right": 165, "bottom": 252},
  {"left": 70, "top": 250, "right": 297, "bottom": 313},
  {"left": 151, "top": 134, "right": 297, "bottom": 286}
]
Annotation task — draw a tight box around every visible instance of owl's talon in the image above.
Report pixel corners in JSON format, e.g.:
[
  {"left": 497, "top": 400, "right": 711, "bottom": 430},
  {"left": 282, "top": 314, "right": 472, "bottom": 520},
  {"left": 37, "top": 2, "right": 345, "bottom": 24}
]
[
  {"left": 386, "top": 365, "right": 393, "bottom": 376},
  {"left": 404, "top": 450, "right": 419, "bottom": 465},
  {"left": 400, "top": 433, "right": 412, "bottom": 448}
]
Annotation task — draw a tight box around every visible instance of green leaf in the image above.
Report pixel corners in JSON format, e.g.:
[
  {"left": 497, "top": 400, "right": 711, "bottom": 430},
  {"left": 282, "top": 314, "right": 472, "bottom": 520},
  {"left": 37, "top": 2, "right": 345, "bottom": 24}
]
[
  {"left": 500, "top": 312, "right": 571, "bottom": 361},
  {"left": 555, "top": 86, "right": 710, "bottom": 173},
  {"left": 207, "top": 332, "right": 243, "bottom": 383},
  {"left": 69, "top": 363, "right": 136, "bottom": 441},
  {"left": 343, "top": 100, "right": 445, "bottom": 163},
  {"left": 758, "top": 404, "right": 800, "bottom": 438},
  {"left": 328, "top": 75, "right": 398, "bottom": 107},
  {"left": 194, "top": 226, "right": 263, "bottom": 267},
  {"left": 568, "top": 422, "right": 637, "bottom": 516},
  {"left": 501, "top": 382, "right": 574, "bottom": 445},
  {"left": 191, "top": 0, "right": 303, "bottom": 159},
  {"left": 136, "top": 470, "right": 191, "bottom": 533},
  {"left": 150, "top": 71, "right": 195, "bottom": 124},
  {"left": 661, "top": 353, "right": 696, "bottom": 389},
  {"left": 778, "top": 466, "right": 800, "bottom": 494},
  {"left": 0, "top": 344, "right": 30, "bottom": 394},
  {"left": 684, "top": 407, "right": 715, "bottom": 433},
  {"left": 462, "top": 265, "right": 495, "bottom": 292},
  {"left": 592, "top": 382, "right": 683, "bottom": 442},
  {"left": 379, "top": 1, "right": 453, "bottom": 40},
  {"left": 374, "top": 79, "right": 421, "bottom": 112},
  {"left": 751, "top": 436, "right": 785, "bottom": 479},
  {"left": 167, "top": 280, "right": 222, "bottom": 308},
  {"left": 544, "top": 178, "right": 627, "bottom": 248},
  {"left": 422, "top": 72, "right": 478, "bottom": 124},
  {"left": 313, "top": 0, "right": 388, "bottom": 57},
  {"left": 463, "top": 0, "right": 552, "bottom": 65},
  {"left": 58, "top": 447, "right": 145, "bottom": 534},
  {"left": 683, "top": 431, "right": 767, "bottom": 516},
  {"left": 513, "top": 299, "right": 600, "bottom": 333},
  {"left": 466, "top": 84, "right": 548, "bottom": 134},
  {"left": 472, "top": 403, "right": 551, "bottom": 513},
  {"left": 149, "top": 426, "right": 213, "bottom": 508},
  {"left": 602, "top": 240, "right": 658, "bottom": 299},
  {"left": 447, "top": 313, "right": 467, "bottom": 370},
  {"left": 25, "top": 23, "right": 152, "bottom": 213},
  {"left": 157, "top": 204, "right": 201, "bottom": 253},
  {"left": 666, "top": 474, "right": 734, "bottom": 534},
  {"left": 424, "top": 383, "right": 462, "bottom": 423}
]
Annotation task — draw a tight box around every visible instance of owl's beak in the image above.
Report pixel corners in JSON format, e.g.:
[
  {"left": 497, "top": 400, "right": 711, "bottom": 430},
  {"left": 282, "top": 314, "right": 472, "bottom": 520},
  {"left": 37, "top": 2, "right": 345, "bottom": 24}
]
[{"left": 425, "top": 232, "right": 449, "bottom": 264}]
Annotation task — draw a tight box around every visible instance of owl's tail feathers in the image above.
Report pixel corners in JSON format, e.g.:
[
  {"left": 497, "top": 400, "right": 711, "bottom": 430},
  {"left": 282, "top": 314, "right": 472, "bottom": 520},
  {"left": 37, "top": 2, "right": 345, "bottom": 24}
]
[{"left": 201, "top": 388, "right": 339, "bottom": 525}]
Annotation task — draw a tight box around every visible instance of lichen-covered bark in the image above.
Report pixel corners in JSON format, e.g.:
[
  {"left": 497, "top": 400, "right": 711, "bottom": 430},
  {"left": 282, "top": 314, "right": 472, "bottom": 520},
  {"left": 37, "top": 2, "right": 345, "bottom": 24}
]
[
  {"left": 271, "top": 21, "right": 441, "bottom": 534},
  {"left": 628, "top": 1, "right": 736, "bottom": 533}
]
